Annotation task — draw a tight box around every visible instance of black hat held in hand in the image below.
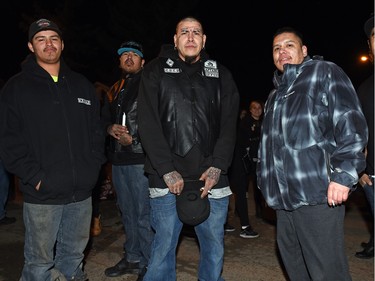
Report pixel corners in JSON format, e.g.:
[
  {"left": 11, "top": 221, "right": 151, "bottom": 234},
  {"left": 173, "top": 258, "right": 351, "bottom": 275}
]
[{"left": 176, "top": 180, "right": 210, "bottom": 226}]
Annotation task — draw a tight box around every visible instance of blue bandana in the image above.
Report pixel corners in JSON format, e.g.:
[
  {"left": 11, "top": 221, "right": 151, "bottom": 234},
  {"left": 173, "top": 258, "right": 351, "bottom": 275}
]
[{"left": 117, "top": 41, "right": 144, "bottom": 58}]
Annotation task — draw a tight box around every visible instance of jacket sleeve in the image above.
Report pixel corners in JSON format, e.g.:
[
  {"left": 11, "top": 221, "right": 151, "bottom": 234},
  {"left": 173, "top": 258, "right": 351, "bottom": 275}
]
[
  {"left": 211, "top": 66, "right": 240, "bottom": 173},
  {"left": 326, "top": 63, "right": 368, "bottom": 187},
  {"left": 0, "top": 82, "right": 44, "bottom": 187},
  {"left": 137, "top": 59, "right": 176, "bottom": 176}
]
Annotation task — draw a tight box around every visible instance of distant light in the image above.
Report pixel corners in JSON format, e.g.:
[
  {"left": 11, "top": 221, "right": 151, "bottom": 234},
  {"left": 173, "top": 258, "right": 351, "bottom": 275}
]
[{"left": 360, "top": 55, "right": 369, "bottom": 62}]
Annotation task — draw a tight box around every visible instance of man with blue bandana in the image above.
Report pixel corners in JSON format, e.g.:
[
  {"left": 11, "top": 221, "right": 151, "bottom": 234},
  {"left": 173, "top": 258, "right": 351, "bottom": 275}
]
[{"left": 102, "top": 41, "right": 154, "bottom": 281}]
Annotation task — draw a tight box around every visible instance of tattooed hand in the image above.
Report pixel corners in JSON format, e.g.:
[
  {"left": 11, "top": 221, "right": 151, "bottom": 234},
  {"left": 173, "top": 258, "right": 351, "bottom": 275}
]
[
  {"left": 199, "top": 167, "right": 221, "bottom": 198},
  {"left": 163, "top": 171, "right": 183, "bottom": 195}
]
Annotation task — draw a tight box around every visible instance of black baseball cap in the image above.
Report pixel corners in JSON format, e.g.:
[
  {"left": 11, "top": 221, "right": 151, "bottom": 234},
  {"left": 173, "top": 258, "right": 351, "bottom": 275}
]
[
  {"left": 28, "top": 18, "right": 62, "bottom": 42},
  {"left": 364, "top": 14, "right": 374, "bottom": 38},
  {"left": 117, "top": 41, "right": 144, "bottom": 58}
]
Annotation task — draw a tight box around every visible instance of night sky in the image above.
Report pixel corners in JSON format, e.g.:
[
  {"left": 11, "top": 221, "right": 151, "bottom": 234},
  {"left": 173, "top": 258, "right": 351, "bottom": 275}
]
[{"left": 1, "top": 0, "right": 373, "bottom": 108}]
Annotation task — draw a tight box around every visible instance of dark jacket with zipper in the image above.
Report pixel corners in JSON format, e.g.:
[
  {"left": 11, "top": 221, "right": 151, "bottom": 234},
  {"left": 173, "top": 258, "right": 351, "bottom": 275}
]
[
  {"left": 0, "top": 54, "right": 106, "bottom": 204},
  {"left": 138, "top": 45, "right": 239, "bottom": 188},
  {"left": 257, "top": 56, "right": 367, "bottom": 211},
  {"left": 102, "top": 70, "right": 145, "bottom": 166}
]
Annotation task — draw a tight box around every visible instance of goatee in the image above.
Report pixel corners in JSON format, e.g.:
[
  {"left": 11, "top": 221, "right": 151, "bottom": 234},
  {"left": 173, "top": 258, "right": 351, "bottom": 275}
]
[{"left": 184, "top": 55, "right": 198, "bottom": 64}]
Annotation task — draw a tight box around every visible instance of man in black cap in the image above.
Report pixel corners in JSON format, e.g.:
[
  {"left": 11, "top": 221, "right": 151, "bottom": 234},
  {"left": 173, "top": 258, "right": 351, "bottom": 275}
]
[
  {"left": 0, "top": 18, "right": 106, "bottom": 280},
  {"left": 355, "top": 13, "right": 374, "bottom": 259},
  {"left": 28, "top": 18, "right": 62, "bottom": 42},
  {"left": 101, "top": 40, "right": 153, "bottom": 281}
]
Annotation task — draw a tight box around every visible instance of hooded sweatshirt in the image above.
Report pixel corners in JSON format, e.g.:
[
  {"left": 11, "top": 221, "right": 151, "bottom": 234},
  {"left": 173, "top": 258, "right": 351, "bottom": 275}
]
[{"left": 0, "top": 54, "right": 106, "bottom": 204}]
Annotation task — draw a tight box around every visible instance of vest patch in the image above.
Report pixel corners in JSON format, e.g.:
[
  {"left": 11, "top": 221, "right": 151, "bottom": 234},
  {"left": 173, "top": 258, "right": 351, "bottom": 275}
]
[
  {"left": 204, "top": 60, "right": 217, "bottom": 68},
  {"left": 77, "top": 98, "right": 91, "bottom": 105},
  {"left": 166, "top": 58, "right": 174, "bottom": 67},
  {"left": 204, "top": 60, "right": 219, "bottom": 78},
  {"left": 164, "top": 68, "right": 181, "bottom": 73},
  {"left": 204, "top": 68, "right": 219, "bottom": 78}
]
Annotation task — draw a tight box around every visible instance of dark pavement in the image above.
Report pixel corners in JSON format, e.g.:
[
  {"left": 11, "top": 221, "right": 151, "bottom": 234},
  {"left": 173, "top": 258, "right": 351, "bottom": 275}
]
[{"left": 0, "top": 183, "right": 374, "bottom": 281}]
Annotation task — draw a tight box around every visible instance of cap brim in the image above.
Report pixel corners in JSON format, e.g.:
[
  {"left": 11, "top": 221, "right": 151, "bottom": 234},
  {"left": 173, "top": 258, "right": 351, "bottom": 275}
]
[
  {"left": 117, "top": 47, "right": 143, "bottom": 58},
  {"left": 364, "top": 17, "right": 374, "bottom": 37},
  {"left": 29, "top": 28, "right": 62, "bottom": 42}
]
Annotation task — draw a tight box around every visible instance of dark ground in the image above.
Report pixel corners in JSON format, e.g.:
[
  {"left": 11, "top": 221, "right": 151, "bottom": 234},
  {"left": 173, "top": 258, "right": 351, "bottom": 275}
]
[{"left": 0, "top": 182, "right": 374, "bottom": 281}]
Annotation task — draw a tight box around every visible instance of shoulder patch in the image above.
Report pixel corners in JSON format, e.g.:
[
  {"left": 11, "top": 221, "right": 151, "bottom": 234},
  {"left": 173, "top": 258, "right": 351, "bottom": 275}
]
[
  {"left": 166, "top": 58, "right": 174, "bottom": 67},
  {"left": 204, "top": 60, "right": 217, "bottom": 68},
  {"left": 204, "top": 60, "right": 219, "bottom": 78},
  {"left": 164, "top": 58, "right": 181, "bottom": 73}
]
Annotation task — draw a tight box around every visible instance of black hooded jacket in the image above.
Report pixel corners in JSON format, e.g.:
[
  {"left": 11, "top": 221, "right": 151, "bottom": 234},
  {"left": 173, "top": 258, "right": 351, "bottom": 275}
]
[{"left": 0, "top": 54, "right": 106, "bottom": 204}]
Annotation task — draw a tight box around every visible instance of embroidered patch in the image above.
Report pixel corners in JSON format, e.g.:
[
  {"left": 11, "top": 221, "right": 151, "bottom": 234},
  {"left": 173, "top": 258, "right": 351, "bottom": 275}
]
[
  {"left": 204, "top": 60, "right": 217, "bottom": 68},
  {"left": 166, "top": 58, "right": 174, "bottom": 67},
  {"left": 77, "top": 98, "right": 91, "bottom": 105},
  {"left": 204, "top": 60, "right": 219, "bottom": 78},
  {"left": 204, "top": 68, "right": 219, "bottom": 78},
  {"left": 164, "top": 68, "right": 181, "bottom": 73}
]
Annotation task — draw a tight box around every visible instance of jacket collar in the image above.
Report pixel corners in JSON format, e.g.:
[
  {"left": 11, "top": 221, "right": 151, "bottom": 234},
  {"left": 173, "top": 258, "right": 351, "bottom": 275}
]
[{"left": 273, "top": 55, "right": 312, "bottom": 89}]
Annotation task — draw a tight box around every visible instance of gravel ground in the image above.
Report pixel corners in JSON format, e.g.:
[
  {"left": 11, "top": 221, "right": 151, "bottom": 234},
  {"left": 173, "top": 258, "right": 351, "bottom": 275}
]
[{"left": 1, "top": 184, "right": 373, "bottom": 281}]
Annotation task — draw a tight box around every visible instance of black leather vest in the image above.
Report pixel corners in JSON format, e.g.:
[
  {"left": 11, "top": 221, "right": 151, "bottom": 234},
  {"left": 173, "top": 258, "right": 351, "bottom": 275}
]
[
  {"left": 108, "top": 71, "right": 143, "bottom": 161},
  {"left": 157, "top": 58, "right": 221, "bottom": 157}
]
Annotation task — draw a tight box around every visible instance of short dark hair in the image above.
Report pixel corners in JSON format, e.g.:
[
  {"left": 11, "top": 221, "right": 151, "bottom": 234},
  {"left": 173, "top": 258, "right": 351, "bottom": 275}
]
[
  {"left": 175, "top": 16, "right": 204, "bottom": 34},
  {"left": 273, "top": 26, "right": 304, "bottom": 46}
]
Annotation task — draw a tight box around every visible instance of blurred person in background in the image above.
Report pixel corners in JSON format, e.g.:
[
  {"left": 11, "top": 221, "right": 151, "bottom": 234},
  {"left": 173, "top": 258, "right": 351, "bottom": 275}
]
[
  {"left": 355, "top": 13, "right": 374, "bottom": 260},
  {"left": 229, "top": 100, "right": 264, "bottom": 238}
]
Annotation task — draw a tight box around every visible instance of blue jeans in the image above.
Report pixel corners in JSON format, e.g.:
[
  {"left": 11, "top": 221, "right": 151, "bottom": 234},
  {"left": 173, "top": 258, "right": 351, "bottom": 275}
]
[
  {"left": 112, "top": 164, "right": 154, "bottom": 269},
  {"left": 0, "top": 160, "right": 10, "bottom": 220},
  {"left": 21, "top": 197, "right": 92, "bottom": 281},
  {"left": 143, "top": 192, "right": 228, "bottom": 281}
]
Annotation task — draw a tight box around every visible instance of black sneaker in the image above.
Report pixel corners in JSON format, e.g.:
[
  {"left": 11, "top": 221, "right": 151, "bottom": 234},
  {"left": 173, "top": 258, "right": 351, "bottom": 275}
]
[
  {"left": 224, "top": 223, "right": 235, "bottom": 232},
  {"left": 240, "top": 226, "right": 259, "bottom": 238},
  {"left": 104, "top": 258, "right": 139, "bottom": 277},
  {"left": 355, "top": 245, "right": 374, "bottom": 259},
  {"left": 0, "top": 216, "right": 16, "bottom": 225}
]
